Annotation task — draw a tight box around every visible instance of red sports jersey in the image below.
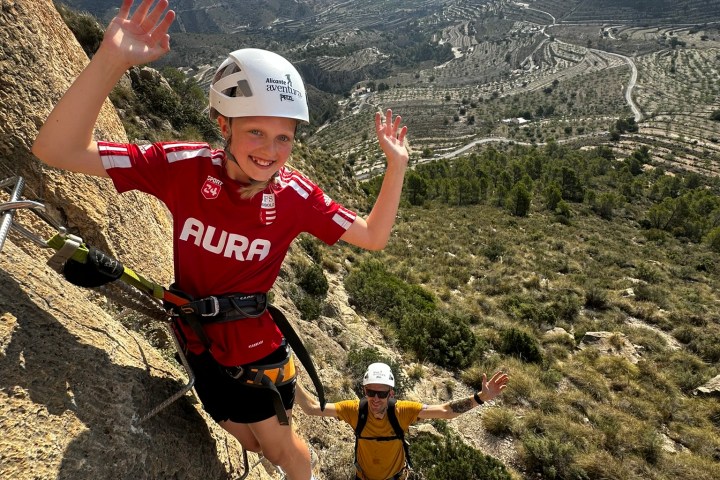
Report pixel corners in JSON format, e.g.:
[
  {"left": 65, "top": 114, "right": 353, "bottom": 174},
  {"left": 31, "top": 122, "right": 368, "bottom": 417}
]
[{"left": 99, "top": 141, "right": 357, "bottom": 366}]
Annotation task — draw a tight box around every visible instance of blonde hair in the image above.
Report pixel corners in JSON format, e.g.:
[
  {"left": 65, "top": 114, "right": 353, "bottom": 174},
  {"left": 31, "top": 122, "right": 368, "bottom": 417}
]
[{"left": 238, "top": 176, "right": 274, "bottom": 199}]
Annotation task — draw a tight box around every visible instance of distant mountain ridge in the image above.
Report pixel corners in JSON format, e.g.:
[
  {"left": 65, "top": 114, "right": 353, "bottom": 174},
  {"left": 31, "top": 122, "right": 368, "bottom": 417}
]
[
  {"left": 533, "top": 0, "right": 720, "bottom": 24},
  {"left": 57, "top": 0, "right": 326, "bottom": 30},
  {"left": 59, "top": 0, "right": 720, "bottom": 33}
]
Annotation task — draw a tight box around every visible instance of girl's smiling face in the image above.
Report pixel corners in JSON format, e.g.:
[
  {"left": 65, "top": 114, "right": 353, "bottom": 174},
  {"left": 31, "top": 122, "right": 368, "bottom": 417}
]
[{"left": 218, "top": 115, "right": 297, "bottom": 184}]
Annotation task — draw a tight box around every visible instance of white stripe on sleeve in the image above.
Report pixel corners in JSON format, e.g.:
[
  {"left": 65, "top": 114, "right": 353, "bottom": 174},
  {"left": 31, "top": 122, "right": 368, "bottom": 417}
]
[
  {"left": 288, "top": 178, "right": 311, "bottom": 199},
  {"left": 332, "top": 212, "right": 354, "bottom": 230},
  {"left": 98, "top": 145, "right": 132, "bottom": 169},
  {"left": 166, "top": 147, "right": 212, "bottom": 163}
]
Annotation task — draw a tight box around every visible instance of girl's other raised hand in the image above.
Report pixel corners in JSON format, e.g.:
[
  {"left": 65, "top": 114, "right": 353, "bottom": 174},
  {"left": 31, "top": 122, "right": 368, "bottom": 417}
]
[{"left": 375, "top": 109, "right": 409, "bottom": 169}]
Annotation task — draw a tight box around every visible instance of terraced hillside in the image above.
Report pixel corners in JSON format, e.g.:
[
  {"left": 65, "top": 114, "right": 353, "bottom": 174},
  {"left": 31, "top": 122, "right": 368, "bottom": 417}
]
[
  {"left": 301, "top": 1, "right": 720, "bottom": 179},
  {"left": 531, "top": 0, "right": 720, "bottom": 24},
  {"left": 58, "top": 0, "right": 720, "bottom": 177},
  {"left": 616, "top": 47, "right": 720, "bottom": 176}
]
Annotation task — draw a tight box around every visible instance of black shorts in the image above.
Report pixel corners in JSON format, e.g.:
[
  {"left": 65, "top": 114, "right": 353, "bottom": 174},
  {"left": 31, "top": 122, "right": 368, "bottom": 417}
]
[{"left": 187, "top": 344, "right": 296, "bottom": 424}]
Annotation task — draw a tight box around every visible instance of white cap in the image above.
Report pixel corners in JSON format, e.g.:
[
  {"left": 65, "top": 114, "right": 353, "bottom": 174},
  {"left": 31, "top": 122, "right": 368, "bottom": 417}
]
[
  {"left": 209, "top": 48, "right": 309, "bottom": 123},
  {"left": 362, "top": 362, "right": 395, "bottom": 388}
]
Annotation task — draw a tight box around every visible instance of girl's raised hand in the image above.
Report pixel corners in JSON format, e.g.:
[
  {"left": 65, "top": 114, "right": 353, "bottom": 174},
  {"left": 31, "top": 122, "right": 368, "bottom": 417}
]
[
  {"left": 102, "top": 0, "right": 176, "bottom": 68},
  {"left": 375, "top": 109, "right": 409, "bottom": 169}
]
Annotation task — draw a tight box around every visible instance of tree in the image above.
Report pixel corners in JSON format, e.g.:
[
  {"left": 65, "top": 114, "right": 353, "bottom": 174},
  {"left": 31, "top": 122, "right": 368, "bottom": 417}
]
[
  {"left": 704, "top": 227, "right": 720, "bottom": 253},
  {"left": 559, "top": 166, "right": 584, "bottom": 202},
  {"left": 507, "top": 182, "right": 531, "bottom": 217},
  {"left": 406, "top": 172, "right": 429, "bottom": 206},
  {"left": 593, "top": 192, "right": 622, "bottom": 220},
  {"left": 646, "top": 196, "right": 690, "bottom": 232},
  {"left": 615, "top": 117, "right": 638, "bottom": 133},
  {"left": 543, "top": 183, "right": 562, "bottom": 211}
]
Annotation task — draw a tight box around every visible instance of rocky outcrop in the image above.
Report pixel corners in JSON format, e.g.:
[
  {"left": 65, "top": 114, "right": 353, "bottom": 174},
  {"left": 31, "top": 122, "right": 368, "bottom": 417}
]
[
  {"left": 694, "top": 374, "right": 720, "bottom": 397},
  {"left": 578, "top": 331, "right": 640, "bottom": 363}
]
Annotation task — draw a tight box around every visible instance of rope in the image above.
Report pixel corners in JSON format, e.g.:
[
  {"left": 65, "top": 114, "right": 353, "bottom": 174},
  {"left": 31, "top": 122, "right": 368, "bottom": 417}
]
[{"left": 96, "top": 280, "right": 168, "bottom": 322}]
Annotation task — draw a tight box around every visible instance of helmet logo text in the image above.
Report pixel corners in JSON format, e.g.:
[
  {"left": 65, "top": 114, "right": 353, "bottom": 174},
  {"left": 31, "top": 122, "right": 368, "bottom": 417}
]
[{"left": 266, "top": 76, "right": 303, "bottom": 103}]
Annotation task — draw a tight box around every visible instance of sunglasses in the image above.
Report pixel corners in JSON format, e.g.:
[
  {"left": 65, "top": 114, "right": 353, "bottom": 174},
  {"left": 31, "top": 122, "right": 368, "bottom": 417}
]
[{"left": 365, "top": 388, "right": 391, "bottom": 399}]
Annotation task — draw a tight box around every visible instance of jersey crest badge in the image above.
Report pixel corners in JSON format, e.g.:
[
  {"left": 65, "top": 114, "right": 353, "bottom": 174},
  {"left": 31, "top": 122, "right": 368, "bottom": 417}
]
[
  {"left": 201, "top": 176, "right": 223, "bottom": 200},
  {"left": 260, "top": 192, "right": 276, "bottom": 225}
]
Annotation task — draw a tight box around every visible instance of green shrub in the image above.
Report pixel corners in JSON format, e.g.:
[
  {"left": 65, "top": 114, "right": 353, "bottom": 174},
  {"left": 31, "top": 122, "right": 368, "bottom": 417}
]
[
  {"left": 298, "top": 263, "right": 329, "bottom": 297},
  {"left": 637, "top": 428, "right": 663, "bottom": 465},
  {"left": 686, "top": 334, "right": 720, "bottom": 363},
  {"left": 565, "top": 369, "right": 610, "bottom": 401},
  {"left": 345, "top": 259, "right": 436, "bottom": 326},
  {"left": 55, "top": 3, "right": 103, "bottom": 57},
  {"left": 584, "top": 285, "right": 609, "bottom": 310},
  {"left": 483, "top": 407, "right": 517, "bottom": 436},
  {"left": 299, "top": 235, "right": 323, "bottom": 263},
  {"left": 411, "top": 421, "right": 512, "bottom": 480},
  {"left": 500, "top": 328, "right": 542, "bottom": 363},
  {"left": 551, "top": 293, "right": 581, "bottom": 322},
  {"left": 293, "top": 292, "right": 321, "bottom": 321},
  {"left": 634, "top": 284, "right": 667, "bottom": 308},
  {"left": 520, "top": 432, "right": 584, "bottom": 479},
  {"left": 636, "top": 263, "right": 663, "bottom": 283},
  {"left": 483, "top": 237, "right": 507, "bottom": 261},
  {"left": 398, "top": 312, "right": 478, "bottom": 370},
  {"left": 575, "top": 450, "right": 631, "bottom": 479},
  {"left": 704, "top": 226, "right": 720, "bottom": 253}
]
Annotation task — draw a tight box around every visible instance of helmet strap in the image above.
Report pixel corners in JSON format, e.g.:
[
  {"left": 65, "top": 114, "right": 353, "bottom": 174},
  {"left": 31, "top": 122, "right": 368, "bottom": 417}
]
[{"left": 224, "top": 132, "right": 271, "bottom": 186}]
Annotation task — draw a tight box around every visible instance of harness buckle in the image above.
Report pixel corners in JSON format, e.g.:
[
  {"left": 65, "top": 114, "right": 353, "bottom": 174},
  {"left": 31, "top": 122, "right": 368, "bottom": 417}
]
[
  {"left": 201, "top": 296, "right": 220, "bottom": 316},
  {"left": 225, "top": 365, "right": 245, "bottom": 380}
]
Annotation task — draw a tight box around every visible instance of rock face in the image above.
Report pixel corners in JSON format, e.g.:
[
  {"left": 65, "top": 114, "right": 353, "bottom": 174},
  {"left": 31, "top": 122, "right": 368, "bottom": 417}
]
[
  {"left": 578, "top": 331, "right": 640, "bottom": 363},
  {"left": 0, "top": 1, "right": 262, "bottom": 478},
  {"left": 694, "top": 374, "right": 720, "bottom": 397}
]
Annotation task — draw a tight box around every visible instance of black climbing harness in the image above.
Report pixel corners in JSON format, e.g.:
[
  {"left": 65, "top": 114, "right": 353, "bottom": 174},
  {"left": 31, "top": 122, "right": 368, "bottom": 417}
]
[
  {"left": 165, "top": 283, "right": 327, "bottom": 426},
  {"left": 166, "top": 287, "right": 326, "bottom": 425}
]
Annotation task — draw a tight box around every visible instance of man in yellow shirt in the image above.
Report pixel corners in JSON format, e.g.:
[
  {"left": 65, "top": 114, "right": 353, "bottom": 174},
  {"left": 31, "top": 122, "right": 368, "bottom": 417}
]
[{"left": 295, "top": 363, "right": 508, "bottom": 480}]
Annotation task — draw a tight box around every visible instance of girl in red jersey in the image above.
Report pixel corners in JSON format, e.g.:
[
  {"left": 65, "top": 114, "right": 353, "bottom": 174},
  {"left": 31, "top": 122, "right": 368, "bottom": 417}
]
[{"left": 32, "top": 1, "right": 409, "bottom": 479}]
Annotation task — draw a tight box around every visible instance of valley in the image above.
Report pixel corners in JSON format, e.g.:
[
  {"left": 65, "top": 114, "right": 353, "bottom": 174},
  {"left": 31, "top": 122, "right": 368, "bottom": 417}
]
[{"left": 59, "top": 0, "right": 720, "bottom": 181}]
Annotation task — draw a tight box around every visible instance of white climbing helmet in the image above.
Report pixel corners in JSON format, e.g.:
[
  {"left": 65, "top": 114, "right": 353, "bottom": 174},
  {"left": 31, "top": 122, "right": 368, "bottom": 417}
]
[
  {"left": 362, "top": 362, "right": 395, "bottom": 388},
  {"left": 208, "top": 48, "right": 309, "bottom": 123}
]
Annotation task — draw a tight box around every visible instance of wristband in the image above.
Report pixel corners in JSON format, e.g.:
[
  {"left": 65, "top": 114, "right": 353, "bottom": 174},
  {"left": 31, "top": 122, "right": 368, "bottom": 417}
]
[{"left": 474, "top": 391, "right": 484, "bottom": 405}]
